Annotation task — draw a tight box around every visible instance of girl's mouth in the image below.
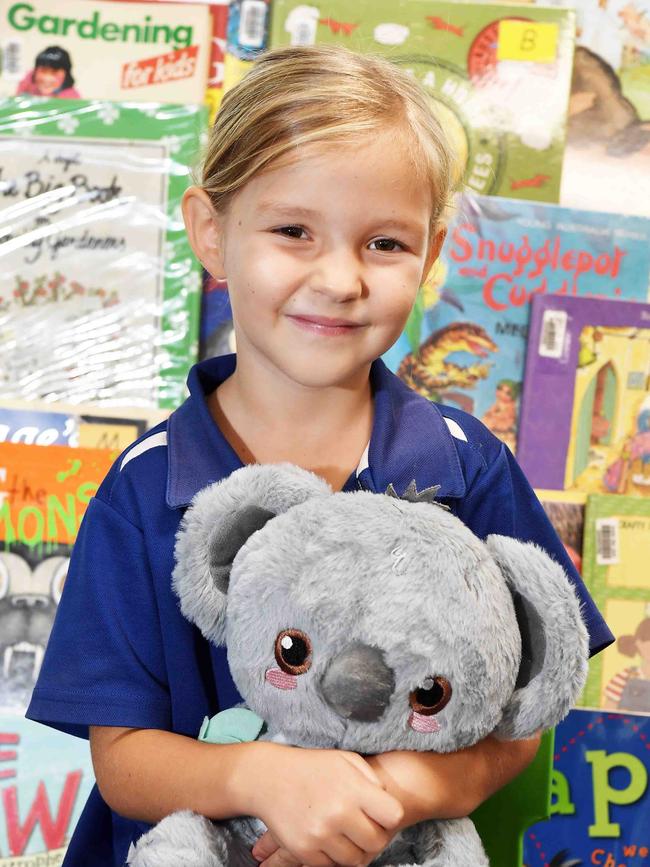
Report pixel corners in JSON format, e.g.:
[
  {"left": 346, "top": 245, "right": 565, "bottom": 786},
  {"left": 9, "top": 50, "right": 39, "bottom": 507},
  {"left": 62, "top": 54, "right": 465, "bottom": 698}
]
[{"left": 287, "top": 314, "right": 365, "bottom": 336}]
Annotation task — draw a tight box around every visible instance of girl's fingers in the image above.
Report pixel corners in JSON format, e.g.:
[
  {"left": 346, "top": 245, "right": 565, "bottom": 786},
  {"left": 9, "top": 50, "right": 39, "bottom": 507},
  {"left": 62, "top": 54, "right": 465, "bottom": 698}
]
[
  {"left": 342, "top": 812, "right": 392, "bottom": 857},
  {"left": 360, "top": 786, "right": 405, "bottom": 832}
]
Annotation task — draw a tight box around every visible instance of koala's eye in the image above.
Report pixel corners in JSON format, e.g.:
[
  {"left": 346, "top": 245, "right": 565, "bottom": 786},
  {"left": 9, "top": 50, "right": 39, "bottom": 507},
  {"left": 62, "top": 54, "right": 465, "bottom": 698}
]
[
  {"left": 409, "top": 676, "right": 452, "bottom": 715},
  {"left": 275, "top": 629, "right": 312, "bottom": 675}
]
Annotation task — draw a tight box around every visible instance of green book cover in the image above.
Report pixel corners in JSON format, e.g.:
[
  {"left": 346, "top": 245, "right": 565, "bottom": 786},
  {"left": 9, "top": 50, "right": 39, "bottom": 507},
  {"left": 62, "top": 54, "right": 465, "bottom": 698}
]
[
  {"left": 0, "top": 97, "right": 207, "bottom": 409},
  {"left": 270, "top": 0, "right": 576, "bottom": 203},
  {"left": 580, "top": 493, "right": 650, "bottom": 714}
]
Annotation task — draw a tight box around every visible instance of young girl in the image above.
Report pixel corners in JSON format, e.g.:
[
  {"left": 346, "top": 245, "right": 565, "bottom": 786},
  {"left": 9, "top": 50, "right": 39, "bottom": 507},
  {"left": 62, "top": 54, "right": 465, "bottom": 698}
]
[
  {"left": 27, "top": 45, "right": 613, "bottom": 867},
  {"left": 16, "top": 46, "right": 81, "bottom": 99}
]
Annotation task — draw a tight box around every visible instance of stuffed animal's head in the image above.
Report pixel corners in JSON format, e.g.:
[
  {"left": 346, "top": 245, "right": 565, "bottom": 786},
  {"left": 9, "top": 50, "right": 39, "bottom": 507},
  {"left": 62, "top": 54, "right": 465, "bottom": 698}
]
[{"left": 173, "top": 464, "right": 588, "bottom": 753}]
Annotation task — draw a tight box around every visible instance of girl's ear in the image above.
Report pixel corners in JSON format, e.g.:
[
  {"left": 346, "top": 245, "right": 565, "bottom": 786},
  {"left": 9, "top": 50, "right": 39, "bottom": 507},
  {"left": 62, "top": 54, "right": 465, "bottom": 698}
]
[
  {"left": 172, "top": 464, "right": 332, "bottom": 645},
  {"left": 485, "top": 535, "right": 589, "bottom": 740},
  {"left": 181, "top": 186, "right": 227, "bottom": 280}
]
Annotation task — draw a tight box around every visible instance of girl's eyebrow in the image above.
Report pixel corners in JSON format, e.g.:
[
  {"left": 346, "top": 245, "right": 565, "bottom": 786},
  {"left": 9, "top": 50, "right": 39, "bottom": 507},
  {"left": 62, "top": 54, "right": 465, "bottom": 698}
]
[{"left": 257, "top": 202, "right": 320, "bottom": 220}]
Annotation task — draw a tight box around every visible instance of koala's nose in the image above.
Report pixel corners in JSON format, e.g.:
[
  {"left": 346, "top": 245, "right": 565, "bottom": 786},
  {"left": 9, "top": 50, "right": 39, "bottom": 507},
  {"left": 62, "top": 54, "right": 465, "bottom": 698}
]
[{"left": 319, "top": 643, "right": 395, "bottom": 722}]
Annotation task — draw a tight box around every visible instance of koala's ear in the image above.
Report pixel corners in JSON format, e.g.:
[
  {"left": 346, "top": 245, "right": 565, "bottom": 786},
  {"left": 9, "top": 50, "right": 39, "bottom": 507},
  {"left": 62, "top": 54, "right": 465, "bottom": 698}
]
[
  {"left": 173, "top": 463, "right": 332, "bottom": 644},
  {"left": 486, "top": 535, "right": 589, "bottom": 740}
]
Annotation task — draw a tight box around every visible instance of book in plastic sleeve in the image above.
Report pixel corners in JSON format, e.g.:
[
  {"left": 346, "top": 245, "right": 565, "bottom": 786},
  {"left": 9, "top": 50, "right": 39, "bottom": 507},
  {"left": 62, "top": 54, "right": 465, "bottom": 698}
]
[
  {"left": 0, "top": 0, "right": 213, "bottom": 104},
  {"left": 270, "top": 0, "right": 576, "bottom": 203},
  {"left": 382, "top": 193, "right": 650, "bottom": 453},
  {"left": 536, "top": 489, "right": 587, "bottom": 576},
  {"left": 518, "top": 295, "right": 650, "bottom": 494},
  {"left": 0, "top": 97, "right": 206, "bottom": 409}
]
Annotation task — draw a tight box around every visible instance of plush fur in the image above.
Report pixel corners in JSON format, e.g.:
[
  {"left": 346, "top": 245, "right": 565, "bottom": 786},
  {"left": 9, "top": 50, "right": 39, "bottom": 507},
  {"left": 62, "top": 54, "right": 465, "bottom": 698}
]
[{"left": 128, "top": 463, "right": 589, "bottom": 867}]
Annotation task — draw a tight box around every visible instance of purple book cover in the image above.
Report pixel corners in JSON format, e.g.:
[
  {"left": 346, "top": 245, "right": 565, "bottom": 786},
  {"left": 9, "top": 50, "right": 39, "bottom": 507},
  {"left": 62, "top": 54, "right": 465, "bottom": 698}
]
[{"left": 518, "top": 295, "right": 650, "bottom": 493}]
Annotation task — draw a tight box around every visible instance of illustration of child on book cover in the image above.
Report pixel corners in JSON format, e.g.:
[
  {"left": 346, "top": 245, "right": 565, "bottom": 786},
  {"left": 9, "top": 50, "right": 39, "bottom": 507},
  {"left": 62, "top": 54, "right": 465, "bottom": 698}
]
[
  {"left": 16, "top": 45, "right": 81, "bottom": 98},
  {"left": 564, "top": 326, "right": 650, "bottom": 495}
]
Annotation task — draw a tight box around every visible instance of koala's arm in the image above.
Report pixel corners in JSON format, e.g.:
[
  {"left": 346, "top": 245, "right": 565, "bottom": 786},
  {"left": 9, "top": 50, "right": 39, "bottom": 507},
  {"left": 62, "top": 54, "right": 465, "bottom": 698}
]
[
  {"left": 364, "top": 732, "right": 542, "bottom": 825},
  {"left": 89, "top": 724, "right": 267, "bottom": 823}
]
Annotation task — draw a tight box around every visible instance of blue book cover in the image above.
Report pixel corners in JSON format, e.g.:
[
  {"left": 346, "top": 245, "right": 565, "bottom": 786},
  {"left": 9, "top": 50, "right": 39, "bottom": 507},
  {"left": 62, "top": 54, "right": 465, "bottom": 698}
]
[
  {"left": 382, "top": 194, "right": 650, "bottom": 453},
  {"left": 523, "top": 709, "right": 650, "bottom": 867}
]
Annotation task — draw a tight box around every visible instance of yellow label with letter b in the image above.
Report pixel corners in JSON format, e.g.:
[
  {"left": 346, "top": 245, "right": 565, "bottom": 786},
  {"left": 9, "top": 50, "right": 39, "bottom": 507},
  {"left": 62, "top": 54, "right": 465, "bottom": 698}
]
[{"left": 497, "top": 21, "right": 559, "bottom": 63}]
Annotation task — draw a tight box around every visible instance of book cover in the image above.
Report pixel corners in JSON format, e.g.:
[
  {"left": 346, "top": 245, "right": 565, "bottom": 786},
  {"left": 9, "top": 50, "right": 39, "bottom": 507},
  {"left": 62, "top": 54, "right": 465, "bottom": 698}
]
[
  {"left": 578, "top": 494, "right": 650, "bottom": 714},
  {"left": 0, "top": 715, "right": 94, "bottom": 864},
  {"left": 0, "top": 400, "right": 167, "bottom": 450},
  {"left": 558, "top": 0, "right": 650, "bottom": 217},
  {"left": 381, "top": 193, "right": 650, "bottom": 452},
  {"left": 0, "top": 97, "right": 206, "bottom": 409},
  {"left": 522, "top": 709, "right": 650, "bottom": 867},
  {"left": 270, "top": 0, "right": 576, "bottom": 203},
  {"left": 0, "top": 441, "right": 115, "bottom": 710},
  {"left": 536, "top": 489, "right": 587, "bottom": 575},
  {"left": 518, "top": 295, "right": 650, "bottom": 493},
  {"left": 0, "top": 0, "right": 212, "bottom": 104}
]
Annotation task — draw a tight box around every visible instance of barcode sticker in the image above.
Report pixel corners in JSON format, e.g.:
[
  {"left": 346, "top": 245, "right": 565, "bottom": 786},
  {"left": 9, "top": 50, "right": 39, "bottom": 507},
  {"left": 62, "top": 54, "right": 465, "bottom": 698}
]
[
  {"left": 596, "top": 518, "right": 620, "bottom": 565},
  {"left": 539, "top": 309, "right": 567, "bottom": 359},
  {"left": 238, "top": 0, "right": 267, "bottom": 49},
  {"left": 285, "top": 8, "right": 319, "bottom": 46},
  {"left": 2, "top": 40, "right": 22, "bottom": 78}
]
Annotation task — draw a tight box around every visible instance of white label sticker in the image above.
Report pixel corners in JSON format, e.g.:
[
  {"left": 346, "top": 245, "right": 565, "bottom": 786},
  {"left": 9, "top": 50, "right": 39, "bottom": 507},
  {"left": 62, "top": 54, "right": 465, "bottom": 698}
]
[
  {"left": 285, "top": 6, "right": 320, "bottom": 46},
  {"left": 238, "top": 0, "right": 267, "bottom": 49},
  {"left": 596, "top": 518, "right": 620, "bottom": 565},
  {"left": 2, "top": 39, "right": 22, "bottom": 79},
  {"left": 539, "top": 309, "right": 567, "bottom": 359}
]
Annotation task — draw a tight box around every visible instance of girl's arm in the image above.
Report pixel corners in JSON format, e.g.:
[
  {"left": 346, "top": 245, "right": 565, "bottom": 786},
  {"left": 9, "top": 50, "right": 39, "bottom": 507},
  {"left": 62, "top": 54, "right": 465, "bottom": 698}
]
[
  {"left": 90, "top": 725, "right": 404, "bottom": 865},
  {"left": 252, "top": 734, "right": 541, "bottom": 867}
]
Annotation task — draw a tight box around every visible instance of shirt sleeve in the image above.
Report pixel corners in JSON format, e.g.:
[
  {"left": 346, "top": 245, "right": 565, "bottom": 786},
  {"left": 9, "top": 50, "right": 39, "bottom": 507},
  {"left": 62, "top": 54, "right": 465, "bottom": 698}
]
[
  {"left": 26, "top": 496, "right": 171, "bottom": 739},
  {"left": 454, "top": 442, "right": 614, "bottom": 658}
]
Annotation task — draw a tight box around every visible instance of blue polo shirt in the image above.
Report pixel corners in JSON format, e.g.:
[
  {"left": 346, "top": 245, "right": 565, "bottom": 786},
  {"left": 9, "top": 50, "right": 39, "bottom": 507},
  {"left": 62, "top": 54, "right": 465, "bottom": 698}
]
[{"left": 26, "top": 354, "right": 613, "bottom": 865}]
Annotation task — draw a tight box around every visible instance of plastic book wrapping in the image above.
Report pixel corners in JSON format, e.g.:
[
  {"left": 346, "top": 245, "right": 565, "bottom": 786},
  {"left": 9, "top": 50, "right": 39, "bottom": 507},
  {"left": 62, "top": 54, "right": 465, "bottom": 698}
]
[
  {"left": 577, "top": 494, "right": 650, "bottom": 715},
  {"left": 522, "top": 709, "right": 650, "bottom": 867},
  {"left": 0, "top": 442, "right": 113, "bottom": 862},
  {"left": 270, "top": 0, "right": 575, "bottom": 204},
  {"left": 518, "top": 294, "right": 650, "bottom": 494},
  {"left": 381, "top": 193, "right": 650, "bottom": 453},
  {"left": 536, "top": 489, "right": 587, "bottom": 576},
  {"left": 0, "top": 400, "right": 167, "bottom": 450},
  {"left": 0, "top": 97, "right": 206, "bottom": 409},
  {"left": 0, "top": 0, "right": 213, "bottom": 104}
]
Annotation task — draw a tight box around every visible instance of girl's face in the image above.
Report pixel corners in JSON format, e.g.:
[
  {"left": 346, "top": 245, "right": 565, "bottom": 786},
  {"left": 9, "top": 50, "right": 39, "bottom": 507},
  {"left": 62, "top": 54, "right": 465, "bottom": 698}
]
[
  {"left": 201, "top": 130, "right": 443, "bottom": 390},
  {"left": 34, "top": 66, "right": 66, "bottom": 95}
]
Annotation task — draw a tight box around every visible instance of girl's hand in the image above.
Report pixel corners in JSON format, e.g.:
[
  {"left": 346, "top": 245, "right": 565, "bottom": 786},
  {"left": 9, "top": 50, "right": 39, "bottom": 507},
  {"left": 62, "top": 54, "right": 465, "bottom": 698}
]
[{"left": 246, "top": 744, "right": 403, "bottom": 867}]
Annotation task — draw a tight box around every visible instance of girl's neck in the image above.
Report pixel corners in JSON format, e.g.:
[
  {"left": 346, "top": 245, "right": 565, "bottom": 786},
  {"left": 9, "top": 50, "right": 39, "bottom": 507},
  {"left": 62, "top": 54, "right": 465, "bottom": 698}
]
[{"left": 208, "top": 354, "right": 374, "bottom": 491}]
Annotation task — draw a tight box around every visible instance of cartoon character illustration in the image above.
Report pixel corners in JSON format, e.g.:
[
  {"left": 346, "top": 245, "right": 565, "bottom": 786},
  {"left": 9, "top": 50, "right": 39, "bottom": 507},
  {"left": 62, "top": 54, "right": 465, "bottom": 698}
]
[
  {"left": 481, "top": 379, "right": 519, "bottom": 452},
  {"left": 540, "top": 500, "right": 585, "bottom": 576},
  {"left": 604, "top": 397, "right": 650, "bottom": 493},
  {"left": 127, "top": 463, "right": 588, "bottom": 866},
  {"left": 604, "top": 612, "right": 650, "bottom": 713},
  {"left": 16, "top": 46, "right": 81, "bottom": 99},
  {"left": 0, "top": 546, "right": 69, "bottom": 708},
  {"left": 397, "top": 322, "right": 496, "bottom": 412}
]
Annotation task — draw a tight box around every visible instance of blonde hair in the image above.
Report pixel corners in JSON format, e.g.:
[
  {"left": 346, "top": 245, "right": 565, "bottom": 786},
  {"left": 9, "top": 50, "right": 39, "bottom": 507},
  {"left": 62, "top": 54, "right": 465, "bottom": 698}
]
[{"left": 201, "top": 44, "right": 455, "bottom": 230}]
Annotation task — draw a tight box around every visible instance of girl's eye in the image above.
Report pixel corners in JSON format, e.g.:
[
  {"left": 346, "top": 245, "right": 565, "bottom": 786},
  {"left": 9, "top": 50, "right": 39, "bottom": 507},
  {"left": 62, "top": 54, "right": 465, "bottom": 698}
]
[
  {"left": 274, "top": 225, "right": 307, "bottom": 239},
  {"left": 369, "top": 238, "right": 404, "bottom": 252},
  {"left": 275, "top": 629, "right": 312, "bottom": 675},
  {"left": 409, "top": 676, "right": 452, "bottom": 715}
]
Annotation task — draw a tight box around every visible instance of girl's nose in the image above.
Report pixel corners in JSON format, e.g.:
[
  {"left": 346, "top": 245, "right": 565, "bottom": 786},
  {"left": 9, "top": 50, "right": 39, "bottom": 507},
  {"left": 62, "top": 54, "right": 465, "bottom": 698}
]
[{"left": 310, "top": 249, "right": 364, "bottom": 301}]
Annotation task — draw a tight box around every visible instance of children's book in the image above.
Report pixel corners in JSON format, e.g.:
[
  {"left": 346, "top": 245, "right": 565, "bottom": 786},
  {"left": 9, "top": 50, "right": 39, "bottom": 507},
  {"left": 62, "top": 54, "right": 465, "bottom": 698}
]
[
  {"left": 0, "top": 441, "right": 114, "bottom": 710},
  {"left": 0, "top": 442, "right": 113, "bottom": 859},
  {"left": 381, "top": 193, "right": 650, "bottom": 453},
  {"left": 577, "top": 494, "right": 650, "bottom": 714},
  {"left": 0, "top": 715, "right": 95, "bottom": 863},
  {"left": 0, "top": 97, "right": 205, "bottom": 409},
  {"left": 518, "top": 295, "right": 650, "bottom": 493},
  {"left": 0, "top": 400, "right": 167, "bottom": 450},
  {"left": 270, "top": 0, "right": 576, "bottom": 203},
  {"left": 522, "top": 709, "right": 650, "bottom": 867},
  {"left": 556, "top": 0, "right": 650, "bottom": 217},
  {"left": 0, "top": 0, "right": 212, "bottom": 104},
  {"left": 536, "top": 489, "right": 587, "bottom": 575}
]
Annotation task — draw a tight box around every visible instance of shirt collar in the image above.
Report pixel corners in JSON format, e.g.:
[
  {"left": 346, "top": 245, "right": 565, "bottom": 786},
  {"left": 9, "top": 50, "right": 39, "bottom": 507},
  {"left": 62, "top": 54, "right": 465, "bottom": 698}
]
[{"left": 166, "top": 354, "right": 466, "bottom": 509}]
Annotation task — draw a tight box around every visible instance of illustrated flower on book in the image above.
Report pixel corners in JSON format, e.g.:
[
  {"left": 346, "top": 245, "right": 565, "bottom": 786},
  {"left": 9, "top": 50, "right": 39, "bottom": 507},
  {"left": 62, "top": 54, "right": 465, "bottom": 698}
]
[
  {"left": 56, "top": 114, "right": 80, "bottom": 135},
  {"left": 10, "top": 274, "right": 120, "bottom": 308},
  {"left": 97, "top": 103, "right": 120, "bottom": 126}
]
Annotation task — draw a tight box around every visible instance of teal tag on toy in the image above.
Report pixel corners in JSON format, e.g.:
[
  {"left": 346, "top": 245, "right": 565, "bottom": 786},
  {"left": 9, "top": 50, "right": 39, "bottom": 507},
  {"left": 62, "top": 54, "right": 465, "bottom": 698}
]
[{"left": 198, "top": 707, "right": 266, "bottom": 744}]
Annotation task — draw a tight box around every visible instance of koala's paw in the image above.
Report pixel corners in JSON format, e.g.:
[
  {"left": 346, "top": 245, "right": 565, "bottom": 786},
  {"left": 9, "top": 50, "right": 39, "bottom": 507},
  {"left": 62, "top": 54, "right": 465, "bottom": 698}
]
[
  {"left": 428, "top": 818, "right": 489, "bottom": 866},
  {"left": 127, "top": 810, "right": 227, "bottom": 867}
]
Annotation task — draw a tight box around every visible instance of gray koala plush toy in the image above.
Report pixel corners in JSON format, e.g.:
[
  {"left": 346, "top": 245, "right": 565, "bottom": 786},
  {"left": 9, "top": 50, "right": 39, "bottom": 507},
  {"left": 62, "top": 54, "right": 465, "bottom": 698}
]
[{"left": 128, "top": 463, "right": 589, "bottom": 867}]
